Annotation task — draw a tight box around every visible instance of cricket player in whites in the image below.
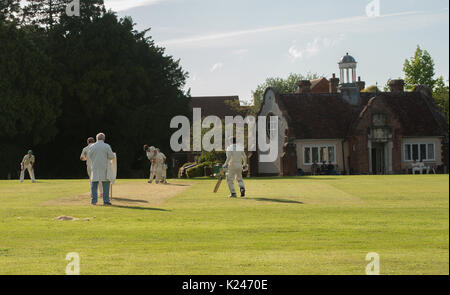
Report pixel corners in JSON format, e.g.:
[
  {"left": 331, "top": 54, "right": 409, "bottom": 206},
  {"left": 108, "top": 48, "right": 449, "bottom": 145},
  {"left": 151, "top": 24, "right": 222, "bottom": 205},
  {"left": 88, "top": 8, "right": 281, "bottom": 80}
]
[
  {"left": 20, "top": 150, "right": 36, "bottom": 183},
  {"left": 144, "top": 145, "right": 157, "bottom": 183},
  {"left": 223, "top": 138, "right": 247, "bottom": 198},
  {"left": 154, "top": 148, "right": 167, "bottom": 184}
]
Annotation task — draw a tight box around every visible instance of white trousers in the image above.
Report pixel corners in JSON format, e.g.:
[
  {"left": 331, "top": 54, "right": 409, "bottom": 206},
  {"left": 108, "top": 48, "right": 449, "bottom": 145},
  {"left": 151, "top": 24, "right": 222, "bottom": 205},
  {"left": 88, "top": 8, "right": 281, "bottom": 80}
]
[
  {"left": 149, "top": 163, "right": 156, "bottom": 182},
  {"left": 20, "top": 164, "right": 35, "bottom": 183},
  {"left": 154, "top": 164, "right": 166, "bottom": 183},
  {"left": 226, "top": 165, "right": 245, "bottom": 194},
  {"left": 413, "top": 167, "right": 429, "bottom": 174}
]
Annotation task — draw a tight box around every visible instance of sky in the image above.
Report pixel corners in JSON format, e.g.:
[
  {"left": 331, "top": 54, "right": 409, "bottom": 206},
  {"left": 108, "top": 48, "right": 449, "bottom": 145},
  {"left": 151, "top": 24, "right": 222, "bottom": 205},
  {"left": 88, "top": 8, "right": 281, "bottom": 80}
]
[{"left": 103, "top": 0, "right": 449, "bottom": 104}]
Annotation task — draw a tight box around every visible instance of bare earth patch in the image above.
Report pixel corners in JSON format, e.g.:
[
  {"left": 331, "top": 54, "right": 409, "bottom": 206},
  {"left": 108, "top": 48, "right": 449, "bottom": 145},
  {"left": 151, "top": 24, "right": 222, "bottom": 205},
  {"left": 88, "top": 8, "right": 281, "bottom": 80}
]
[{"left": 42, "top": 181, "right": 191, "bottom": 207}]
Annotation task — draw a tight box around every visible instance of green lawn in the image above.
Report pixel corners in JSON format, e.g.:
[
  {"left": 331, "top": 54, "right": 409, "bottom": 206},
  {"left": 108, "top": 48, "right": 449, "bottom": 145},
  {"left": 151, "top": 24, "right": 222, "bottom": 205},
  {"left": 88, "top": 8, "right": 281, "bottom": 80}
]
[{"left": 0, "top": 175, "right": 448, "bottom": 275}]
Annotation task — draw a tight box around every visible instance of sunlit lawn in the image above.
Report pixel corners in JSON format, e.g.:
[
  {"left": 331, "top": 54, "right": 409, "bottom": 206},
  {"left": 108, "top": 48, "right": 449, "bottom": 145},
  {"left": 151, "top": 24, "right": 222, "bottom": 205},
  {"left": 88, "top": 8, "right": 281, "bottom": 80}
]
[{"left": 0, "top": 175, "right": 448, "bottom": 274}]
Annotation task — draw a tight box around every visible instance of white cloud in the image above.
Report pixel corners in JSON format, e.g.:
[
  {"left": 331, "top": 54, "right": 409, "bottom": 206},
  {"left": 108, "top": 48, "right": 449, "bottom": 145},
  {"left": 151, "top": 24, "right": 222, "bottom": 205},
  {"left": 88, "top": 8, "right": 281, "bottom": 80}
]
[
  {"left": 158, "top": 10, "right": 446, "bottom": 48},
  {"left": 210, "top": 62, "right": 224, "bottom": 73},
  {"left": 288, "top": 35, "right": 345, "bottom": 61},
  {"left": 232, "top": 49, "right": 249, "bottom": 56},
  {"left": 104, "top": 0, "right": 169, "bottom": 12}
]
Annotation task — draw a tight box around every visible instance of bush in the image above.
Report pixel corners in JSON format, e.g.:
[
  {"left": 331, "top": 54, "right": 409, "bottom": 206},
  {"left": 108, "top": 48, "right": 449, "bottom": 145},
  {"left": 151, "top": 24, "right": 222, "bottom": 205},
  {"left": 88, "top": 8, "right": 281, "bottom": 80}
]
[
  {"left": 199, "top": 151, "right": 226, "bottom": 164},
  {"left": 186, "top": 162, "right": 212, "bottom": 178}
]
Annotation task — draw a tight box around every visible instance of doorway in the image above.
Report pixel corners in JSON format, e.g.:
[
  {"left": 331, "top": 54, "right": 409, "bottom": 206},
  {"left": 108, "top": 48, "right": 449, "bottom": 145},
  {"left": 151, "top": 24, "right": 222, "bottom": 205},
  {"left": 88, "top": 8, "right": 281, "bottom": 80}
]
[{"left": 371, "top": 143, "right": 386, "bottom": 174}]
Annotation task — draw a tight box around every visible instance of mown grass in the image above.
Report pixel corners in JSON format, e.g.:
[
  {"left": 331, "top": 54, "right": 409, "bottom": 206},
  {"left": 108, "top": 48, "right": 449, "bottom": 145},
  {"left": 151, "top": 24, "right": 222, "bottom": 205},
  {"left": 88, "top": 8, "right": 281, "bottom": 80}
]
[{"left": 0, "top": 175, "right": 448, "bottom": 274}]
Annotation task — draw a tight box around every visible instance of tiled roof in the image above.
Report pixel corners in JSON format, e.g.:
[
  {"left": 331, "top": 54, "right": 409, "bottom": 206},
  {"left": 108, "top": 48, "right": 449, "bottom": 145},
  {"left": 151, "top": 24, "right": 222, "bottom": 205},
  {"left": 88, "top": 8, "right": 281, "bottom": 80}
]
[
  {"left": 276, "top": 91, "right": 448, "bottom": 139},
  {"left": 189, "top": 96, "right": 244, "bottom": 118},
  {"left": 277, "top": 93, "right": 358, "bottom": 139}
]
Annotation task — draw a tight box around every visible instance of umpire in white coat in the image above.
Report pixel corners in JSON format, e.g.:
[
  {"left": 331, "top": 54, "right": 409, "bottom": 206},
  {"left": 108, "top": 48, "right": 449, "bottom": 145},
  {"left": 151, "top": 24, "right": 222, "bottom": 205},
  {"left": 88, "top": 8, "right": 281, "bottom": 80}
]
[{"left": 88, "top": 133, "right": 116, "bottom": 205}]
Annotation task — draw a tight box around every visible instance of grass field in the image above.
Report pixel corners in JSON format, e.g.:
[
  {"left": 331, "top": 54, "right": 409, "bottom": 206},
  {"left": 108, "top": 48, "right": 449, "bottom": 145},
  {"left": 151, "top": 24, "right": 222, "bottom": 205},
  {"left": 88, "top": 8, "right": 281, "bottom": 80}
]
[{"left": 0, "top": 175, "right": 448, "bottom": 275}]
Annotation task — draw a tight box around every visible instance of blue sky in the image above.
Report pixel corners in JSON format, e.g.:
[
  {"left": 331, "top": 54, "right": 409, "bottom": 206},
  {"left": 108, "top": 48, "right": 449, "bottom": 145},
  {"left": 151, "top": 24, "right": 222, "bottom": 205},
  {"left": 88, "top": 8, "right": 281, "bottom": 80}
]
[{"left": 104, "top": 0, "right": 449, "bottom": 103}]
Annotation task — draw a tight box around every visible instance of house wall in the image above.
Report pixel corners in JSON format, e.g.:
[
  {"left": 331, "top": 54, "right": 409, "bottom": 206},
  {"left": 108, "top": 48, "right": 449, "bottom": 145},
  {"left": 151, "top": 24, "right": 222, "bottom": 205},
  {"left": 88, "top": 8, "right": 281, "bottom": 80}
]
[
  {"left": 258, "top": 89, "right": 288, "bottom": 175},
  {"left": 295, "top": 139, "right": 346, "bottom": 173},
  {"left": 401, "top": 137, "right": 444, "bottom": 170}
]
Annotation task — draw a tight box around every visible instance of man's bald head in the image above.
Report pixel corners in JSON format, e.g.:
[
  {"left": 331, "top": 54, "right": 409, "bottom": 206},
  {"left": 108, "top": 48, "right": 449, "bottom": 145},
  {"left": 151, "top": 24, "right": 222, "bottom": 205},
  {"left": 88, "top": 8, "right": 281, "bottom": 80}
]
[{"left": 96, "top": 133, "right": 106, "bottom": 141}]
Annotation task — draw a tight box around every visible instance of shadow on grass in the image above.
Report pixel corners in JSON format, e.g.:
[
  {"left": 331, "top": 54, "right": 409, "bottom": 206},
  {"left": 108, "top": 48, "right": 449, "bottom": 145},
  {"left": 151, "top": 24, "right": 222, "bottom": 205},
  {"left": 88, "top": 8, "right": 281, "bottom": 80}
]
[
  {"left": 111, "top": 197, "right": 148, "bottom": 203},
  {"left": 111, "top": 205, "right": 169, "bottom": 211},
  {"left": 164, "top": 183, "right": 191, "bottom": 187},
  {"left": 249, "top": 197, "right": 304, "bottom": 204},
  {"left": 182, "top": 176, "right": 342, "bottom": 181}
]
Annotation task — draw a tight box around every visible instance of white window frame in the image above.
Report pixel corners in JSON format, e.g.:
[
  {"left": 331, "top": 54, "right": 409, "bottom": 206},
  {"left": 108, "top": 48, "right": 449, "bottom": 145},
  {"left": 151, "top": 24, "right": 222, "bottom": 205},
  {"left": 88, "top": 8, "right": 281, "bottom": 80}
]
[
  {"left": 403, "top": 143, "right": 436, "bottom": 162},
  {"left": 303, "top": 144, "right": 337, "bottom": 165}
]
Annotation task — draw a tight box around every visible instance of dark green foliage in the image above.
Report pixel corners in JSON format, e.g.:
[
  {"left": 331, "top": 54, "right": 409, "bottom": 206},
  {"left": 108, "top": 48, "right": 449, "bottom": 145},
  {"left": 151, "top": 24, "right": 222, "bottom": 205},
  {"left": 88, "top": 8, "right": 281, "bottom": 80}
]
[
  {"left": 0, "top": 2, "right": 190, "bottom": 178},
  {"left": 433, "top": 76, "right": 449, "bottom": 123},
  {"left": 199, "top": 150, "right": 226, "bottom": 164},
  {"left": 186, "top": 162, "right": 212, "bottom": 178},
  {"left": 403, "top": 46, "right": 436, "bottom": 90},
  {"left": 0, "top": 21, "right": 62, "bottom": 177},
  {"left": 403, "top": 46, "right": 449, "bottom": 123}
]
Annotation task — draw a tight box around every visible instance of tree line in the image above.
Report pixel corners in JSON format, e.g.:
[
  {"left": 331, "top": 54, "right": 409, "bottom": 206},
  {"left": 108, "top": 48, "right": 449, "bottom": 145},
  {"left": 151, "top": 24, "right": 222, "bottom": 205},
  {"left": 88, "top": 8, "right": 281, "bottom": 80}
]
[{"left": 0, "top": 0, "right": 190, "bottom": 179}]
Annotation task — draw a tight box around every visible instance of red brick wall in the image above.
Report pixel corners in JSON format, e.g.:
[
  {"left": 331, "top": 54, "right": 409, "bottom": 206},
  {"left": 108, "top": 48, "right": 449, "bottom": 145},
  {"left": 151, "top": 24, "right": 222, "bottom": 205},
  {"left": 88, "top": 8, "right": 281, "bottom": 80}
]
[{"left": 349, "top": 97, "right": 404, "bottom": 174}]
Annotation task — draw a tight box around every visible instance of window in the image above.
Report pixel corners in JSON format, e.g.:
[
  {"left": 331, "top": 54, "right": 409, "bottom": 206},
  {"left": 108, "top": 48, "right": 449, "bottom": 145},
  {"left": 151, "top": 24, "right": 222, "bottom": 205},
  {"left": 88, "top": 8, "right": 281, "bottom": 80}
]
[
  {"left": 303, "top": 145, "right": 337, "bottom": 164},
  {"left": 404, "top": 143, "right": 435, "bottom": 161}
]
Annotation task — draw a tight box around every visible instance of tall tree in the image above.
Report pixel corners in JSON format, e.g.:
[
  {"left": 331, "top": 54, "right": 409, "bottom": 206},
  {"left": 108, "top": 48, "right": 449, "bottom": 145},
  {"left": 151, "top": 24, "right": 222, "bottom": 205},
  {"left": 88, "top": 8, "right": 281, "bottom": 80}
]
[
  {"left": 0, "top": 0, "right": 21, "bottom": 23},
  {"left": 433, "top": 76, "right": 449, "bottom": 123},
  {"left": 0, "top": 21, "right": 62, "bottom": 178},
  {"left": 403, "top": 45, "right": 436, "bottom": 90},
  {"left": 37, "top": 11, "right": 189, "bottom": 178}
]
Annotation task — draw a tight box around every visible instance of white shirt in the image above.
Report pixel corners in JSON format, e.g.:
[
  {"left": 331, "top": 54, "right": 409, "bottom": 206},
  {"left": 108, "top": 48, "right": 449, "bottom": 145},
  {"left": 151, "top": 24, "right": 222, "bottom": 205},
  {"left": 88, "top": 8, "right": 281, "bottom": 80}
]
[
  {"left": 154, "top": 152, "right": 166, "bottom": 167},
  {"left": 80, "top": 143, "right": 94, "bottom": 169},
  {"left": 87, "top": 140, "right": 115, "bottom": 182},
  {"left": 21, "top": 154, "right": 35, "bottom": 166},
  {"left": 225, "top": 144, "right": 247, "bottom": 168}
]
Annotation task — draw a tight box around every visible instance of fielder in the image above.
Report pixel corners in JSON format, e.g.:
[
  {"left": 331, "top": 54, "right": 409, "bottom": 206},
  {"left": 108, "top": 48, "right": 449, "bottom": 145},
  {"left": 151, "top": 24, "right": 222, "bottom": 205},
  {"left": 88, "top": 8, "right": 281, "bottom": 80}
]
[
  {"left": 144, "top": 145, "right": 157, "bottom": 183},
  {"left": 20, "top": 150, "right": 36, "bottom": 183},
  {"left": 80, "top": 137, "right": 102, "bottom": 196},
  {"left": 154, "top": 148, "right": 167, "bottom": 184},
  {"left": 223, "top": 138, "right": 247, "bottom": 198}
]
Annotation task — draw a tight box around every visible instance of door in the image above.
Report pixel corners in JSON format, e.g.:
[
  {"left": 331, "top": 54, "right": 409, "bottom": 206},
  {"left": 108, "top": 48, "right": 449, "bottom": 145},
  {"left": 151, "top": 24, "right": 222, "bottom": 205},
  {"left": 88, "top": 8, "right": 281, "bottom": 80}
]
[{"left": 371, "top": 143, "right": 386, "bottom": 174}]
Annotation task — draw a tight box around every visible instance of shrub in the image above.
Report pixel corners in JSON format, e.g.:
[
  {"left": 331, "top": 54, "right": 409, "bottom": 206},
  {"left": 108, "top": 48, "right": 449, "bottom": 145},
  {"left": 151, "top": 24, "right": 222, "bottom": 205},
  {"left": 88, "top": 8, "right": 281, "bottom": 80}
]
[
  {"left": 199, "top": 151, "right": 226, "bottom": 164},
  {"left": 186, "top": 162, "right": 212, "bottom": 178}
]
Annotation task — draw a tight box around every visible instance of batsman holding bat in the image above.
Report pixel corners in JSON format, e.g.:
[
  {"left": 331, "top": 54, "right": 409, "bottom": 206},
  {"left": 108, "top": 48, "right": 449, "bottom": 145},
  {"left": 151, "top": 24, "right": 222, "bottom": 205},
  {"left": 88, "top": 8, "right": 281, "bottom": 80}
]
[{"left": 222, "top": 137, "right": 248, "bottom": 198}]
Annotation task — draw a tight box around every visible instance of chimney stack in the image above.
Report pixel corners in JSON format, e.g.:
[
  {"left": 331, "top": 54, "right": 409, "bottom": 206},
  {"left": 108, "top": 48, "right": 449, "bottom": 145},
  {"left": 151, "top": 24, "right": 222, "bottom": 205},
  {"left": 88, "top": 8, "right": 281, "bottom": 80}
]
[
  {"left": 329, "top": 73, "right": 339, "bottom": 93},
  {"left": 356, "top": 76, "right": 365, "bottom": 92},
  {"left": 297, "top": 80, "right": 311, "bottom": 94},
  {"left": 388, "top": 79, "right": 405, "bottom": 93}
]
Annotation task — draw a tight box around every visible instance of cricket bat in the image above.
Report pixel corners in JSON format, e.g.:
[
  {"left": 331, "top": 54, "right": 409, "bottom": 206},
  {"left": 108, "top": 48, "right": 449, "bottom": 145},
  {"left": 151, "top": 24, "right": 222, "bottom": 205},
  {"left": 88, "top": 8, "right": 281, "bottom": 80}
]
[{"left": 213, "top": 168, "right": 225, "bottom": 193}]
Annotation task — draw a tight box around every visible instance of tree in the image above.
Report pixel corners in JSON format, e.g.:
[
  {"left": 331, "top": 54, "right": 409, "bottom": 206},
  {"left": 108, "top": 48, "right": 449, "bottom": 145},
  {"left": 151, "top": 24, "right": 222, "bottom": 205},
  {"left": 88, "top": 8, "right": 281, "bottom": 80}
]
[
  {"left": 433, "top": 76, "right": 449, "bottom": 123},
  {"left": 0, "top": 0, "right": 21, "bottom": 23},
  {"left": 403, "top": 45, "right": 436, "bottom": 90},
  {"left": 0, "top": 21, "right": 62, "bottom": 178},
  {"left": 361, "top": 85, "right": 381, "bottom": 93},
  {"left": 251, "top": 72, "right": 321, "bottom": 114},
  {"left": 403, "top": 46, "right": 448, "bottom": 122},
  {"left": 36, "top": 11, "right": 189, "bottom": 178}
]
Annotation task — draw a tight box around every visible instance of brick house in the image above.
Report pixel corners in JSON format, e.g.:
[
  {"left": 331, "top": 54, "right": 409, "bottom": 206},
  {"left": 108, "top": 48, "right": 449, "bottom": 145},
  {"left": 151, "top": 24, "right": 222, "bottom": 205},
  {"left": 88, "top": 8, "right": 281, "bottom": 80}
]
[{"left": 254, "top": 53, "right": 449, "bottom": 176}]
